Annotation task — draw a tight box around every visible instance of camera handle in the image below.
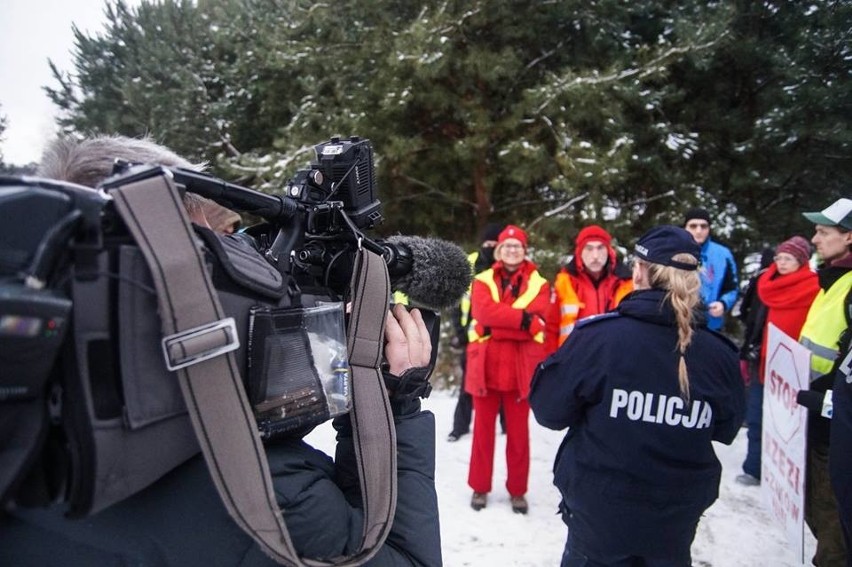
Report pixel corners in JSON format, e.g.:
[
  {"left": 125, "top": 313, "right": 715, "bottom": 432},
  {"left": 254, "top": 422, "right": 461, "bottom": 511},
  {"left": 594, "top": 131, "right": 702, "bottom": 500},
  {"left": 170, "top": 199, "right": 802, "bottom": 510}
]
[{"left": 108, "top": 172, "right": 397, "bottom": 567}]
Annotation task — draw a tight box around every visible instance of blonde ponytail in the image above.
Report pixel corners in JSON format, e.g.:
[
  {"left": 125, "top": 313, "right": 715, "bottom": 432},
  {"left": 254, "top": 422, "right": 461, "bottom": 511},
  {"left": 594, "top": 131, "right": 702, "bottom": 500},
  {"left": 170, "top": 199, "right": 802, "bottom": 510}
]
[{"left": 645, "top": 253, "right": 701, "bottom": 400}]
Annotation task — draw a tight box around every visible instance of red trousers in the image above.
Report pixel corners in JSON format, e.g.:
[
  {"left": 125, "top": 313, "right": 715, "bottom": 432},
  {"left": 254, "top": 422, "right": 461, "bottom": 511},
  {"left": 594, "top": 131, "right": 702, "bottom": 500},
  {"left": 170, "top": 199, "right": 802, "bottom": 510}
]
[{"left": 468, "top": 390, "right": 530, "bottom": 497}]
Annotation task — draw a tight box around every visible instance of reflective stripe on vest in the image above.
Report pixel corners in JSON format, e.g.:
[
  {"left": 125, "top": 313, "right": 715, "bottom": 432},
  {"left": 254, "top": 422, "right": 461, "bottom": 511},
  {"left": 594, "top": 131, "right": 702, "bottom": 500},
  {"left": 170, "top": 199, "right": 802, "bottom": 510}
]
[
  {"left": 459, "top": 251, "right": 479, "bottom": 329},
  {"left": 554, "top": 272, "right": 583, "bottom": 346},
  {"left": 799, "top": 270, "right": 852, "bottom": 380},
  {"left": 468, "top": 268, "right": 548, "bottom": 344}
]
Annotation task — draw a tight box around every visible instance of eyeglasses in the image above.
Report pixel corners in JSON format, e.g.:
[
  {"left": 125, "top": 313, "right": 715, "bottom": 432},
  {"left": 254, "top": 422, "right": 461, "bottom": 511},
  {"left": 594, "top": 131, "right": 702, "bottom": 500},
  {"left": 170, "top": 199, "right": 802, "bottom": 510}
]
[{"left": 773, "top": 254, "right": 798, "bottom": 263}]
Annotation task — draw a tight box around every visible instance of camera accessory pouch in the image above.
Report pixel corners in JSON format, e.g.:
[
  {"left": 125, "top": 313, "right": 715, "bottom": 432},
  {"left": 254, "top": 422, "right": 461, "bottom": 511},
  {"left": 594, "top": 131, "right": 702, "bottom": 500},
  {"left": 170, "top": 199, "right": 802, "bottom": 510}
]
[{"left": 247, "top": 302, "right": 351, "bottom": 438}]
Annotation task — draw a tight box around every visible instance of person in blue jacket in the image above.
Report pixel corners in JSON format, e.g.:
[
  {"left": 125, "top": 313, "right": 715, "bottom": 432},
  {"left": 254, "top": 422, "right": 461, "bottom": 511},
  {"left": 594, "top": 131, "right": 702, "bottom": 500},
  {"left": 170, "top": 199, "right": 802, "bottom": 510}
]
[
  {"left": 683, "top": 208, "right": 739, "bottom": 332},
  {"left": 530, "top": 225, "right": 745, "bottom": 567}
]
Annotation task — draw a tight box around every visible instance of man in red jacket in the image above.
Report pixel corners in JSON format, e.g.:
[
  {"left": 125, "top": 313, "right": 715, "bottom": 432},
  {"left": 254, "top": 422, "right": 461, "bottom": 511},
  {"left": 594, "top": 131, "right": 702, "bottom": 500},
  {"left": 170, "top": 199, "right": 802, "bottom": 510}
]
[
  {"left": 547, "top": 224, "right": 633, "bottom": 352},
  {"left": 464, "top": 225, "right": 551, "bottom": 514}
]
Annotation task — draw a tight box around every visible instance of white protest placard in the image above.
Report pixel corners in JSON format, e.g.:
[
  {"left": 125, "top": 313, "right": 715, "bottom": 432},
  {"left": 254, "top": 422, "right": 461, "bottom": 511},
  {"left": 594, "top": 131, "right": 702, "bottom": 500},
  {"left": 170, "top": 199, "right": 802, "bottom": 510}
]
[{"left": 762, "top": 323, "right": 809, "bottom": 564}]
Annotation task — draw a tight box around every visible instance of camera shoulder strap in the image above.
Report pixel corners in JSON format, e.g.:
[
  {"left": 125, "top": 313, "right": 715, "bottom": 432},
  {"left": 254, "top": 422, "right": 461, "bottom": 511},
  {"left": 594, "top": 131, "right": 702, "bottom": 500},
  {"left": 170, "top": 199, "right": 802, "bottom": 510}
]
[{"left": 109, "top": 172, "right": 396, "bottom": 567}]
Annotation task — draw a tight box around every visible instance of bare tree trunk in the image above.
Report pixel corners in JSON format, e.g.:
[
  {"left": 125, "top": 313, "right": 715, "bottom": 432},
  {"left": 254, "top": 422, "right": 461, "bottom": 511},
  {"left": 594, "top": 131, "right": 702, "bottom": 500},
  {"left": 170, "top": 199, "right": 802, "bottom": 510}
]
[{"left": 473, "top": 157, "right": 491, "bottom": 236}]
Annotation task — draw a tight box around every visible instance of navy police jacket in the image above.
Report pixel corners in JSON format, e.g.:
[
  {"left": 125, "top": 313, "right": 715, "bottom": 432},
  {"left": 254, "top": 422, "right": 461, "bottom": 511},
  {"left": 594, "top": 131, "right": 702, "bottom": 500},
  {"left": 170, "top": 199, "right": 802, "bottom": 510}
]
[{"left": 529, "top": 289, "right": 744, "bottom": 556}]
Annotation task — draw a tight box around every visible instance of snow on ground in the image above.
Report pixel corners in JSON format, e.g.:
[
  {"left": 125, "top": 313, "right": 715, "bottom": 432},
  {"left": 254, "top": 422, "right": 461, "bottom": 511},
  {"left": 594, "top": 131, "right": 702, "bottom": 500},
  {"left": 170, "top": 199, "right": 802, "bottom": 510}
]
[{"left": 308, "top": 389, "right": 815, "bottom": 566}]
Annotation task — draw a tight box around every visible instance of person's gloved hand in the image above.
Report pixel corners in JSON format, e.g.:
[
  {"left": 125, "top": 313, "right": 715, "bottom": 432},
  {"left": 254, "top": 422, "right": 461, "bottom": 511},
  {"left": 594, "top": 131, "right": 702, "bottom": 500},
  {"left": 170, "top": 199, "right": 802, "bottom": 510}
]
[
  {"left": 528, "top": 314, "right": 545, "bottom": 338},
  {"left": 520, "top": 310, "right": 545, "bottom": 338},
  {"left": 796, "top": 389, "right": 833, "bottom": 419}
]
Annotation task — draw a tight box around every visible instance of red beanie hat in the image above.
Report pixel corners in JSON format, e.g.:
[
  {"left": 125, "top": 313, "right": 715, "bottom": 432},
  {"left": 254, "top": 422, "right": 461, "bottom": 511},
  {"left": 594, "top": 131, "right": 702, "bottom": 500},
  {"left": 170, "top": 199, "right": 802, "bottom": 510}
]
[
  {"left": 776, "top": 236, "right": 811, "bottom": 267},
  {"left": 497, "top": 224, "right": 528, "bottom": 248},
  {"left": 575, "top": 225, "right": 612, "bottom": 252},
  {"left": 575, "top": 225, "right": 615, "bottom": 273}
]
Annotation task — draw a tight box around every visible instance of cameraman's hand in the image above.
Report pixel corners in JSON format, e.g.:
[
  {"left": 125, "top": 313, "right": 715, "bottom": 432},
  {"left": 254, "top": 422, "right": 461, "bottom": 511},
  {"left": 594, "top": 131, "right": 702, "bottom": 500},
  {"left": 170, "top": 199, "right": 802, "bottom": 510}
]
[{"left": 385, "top": 303, "right": 432, "bottom": 376}]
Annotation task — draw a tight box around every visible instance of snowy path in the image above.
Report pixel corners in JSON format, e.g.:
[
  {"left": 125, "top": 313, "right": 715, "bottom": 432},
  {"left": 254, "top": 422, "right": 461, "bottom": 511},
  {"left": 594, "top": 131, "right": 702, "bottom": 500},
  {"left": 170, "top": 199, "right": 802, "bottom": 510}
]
[{"left": 308, "top": 389, "right": 815, "bottom": 566}]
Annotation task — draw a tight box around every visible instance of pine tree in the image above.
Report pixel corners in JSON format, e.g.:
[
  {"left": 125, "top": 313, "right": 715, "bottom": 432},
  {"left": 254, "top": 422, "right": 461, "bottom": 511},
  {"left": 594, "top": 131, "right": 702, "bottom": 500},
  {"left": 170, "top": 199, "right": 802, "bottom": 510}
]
[{"left": 45, "top": 0, "right": 850, "bottom": 254}]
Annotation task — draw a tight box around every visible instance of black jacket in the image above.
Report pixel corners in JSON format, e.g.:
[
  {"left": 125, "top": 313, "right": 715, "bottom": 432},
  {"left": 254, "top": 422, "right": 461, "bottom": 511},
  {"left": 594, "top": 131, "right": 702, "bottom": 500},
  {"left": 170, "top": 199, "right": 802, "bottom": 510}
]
[
  {"left": 529, "top": 289, "right": 744, "bottom": 559},
  {"left": 737, "top": 269, "right": 769, "bottom": 370},
  {"left": 0, "top": 400, "right": 442, "bottom": 566}
]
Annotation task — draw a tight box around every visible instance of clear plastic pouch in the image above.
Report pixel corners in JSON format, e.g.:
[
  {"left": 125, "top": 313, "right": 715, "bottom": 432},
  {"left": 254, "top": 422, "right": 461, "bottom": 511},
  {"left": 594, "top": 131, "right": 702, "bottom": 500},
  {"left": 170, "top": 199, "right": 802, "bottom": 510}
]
[{"left": 247, "top": 302, "right": 351, "bottom": 438}]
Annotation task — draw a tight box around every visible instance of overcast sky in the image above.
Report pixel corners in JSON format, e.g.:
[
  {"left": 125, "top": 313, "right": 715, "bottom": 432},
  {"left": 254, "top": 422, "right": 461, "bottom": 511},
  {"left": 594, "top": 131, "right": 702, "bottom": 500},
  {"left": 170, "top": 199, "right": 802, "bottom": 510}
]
[{"left": 0, "top": 0, "right": 139, "bottom": 165}]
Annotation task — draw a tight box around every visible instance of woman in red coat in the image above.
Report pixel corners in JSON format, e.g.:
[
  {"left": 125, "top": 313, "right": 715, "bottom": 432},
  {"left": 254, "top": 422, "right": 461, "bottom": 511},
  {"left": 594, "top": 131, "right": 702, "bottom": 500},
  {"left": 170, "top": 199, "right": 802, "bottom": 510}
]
[
  {"left": 464, "top": 225, "right": 551, "bottom": 514},
  {"left": 757, "top": 236, "right": 820, "bottom": 376},
  {"left": 738, "top": 235, "right": 820, "bottom": 486}
]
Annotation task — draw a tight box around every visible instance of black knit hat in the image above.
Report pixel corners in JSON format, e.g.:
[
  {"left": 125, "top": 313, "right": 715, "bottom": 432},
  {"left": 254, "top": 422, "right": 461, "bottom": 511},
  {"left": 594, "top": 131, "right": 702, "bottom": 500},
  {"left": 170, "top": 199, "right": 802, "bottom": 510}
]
[
  {"left": 683, "top": 207, "right": 711, "bottom": 226},
  {"left": 480, "top": 222, "right": 505, "bottom": 243},
  {"left": 634, "top": 225, "right": 701, "bottom": 271}
]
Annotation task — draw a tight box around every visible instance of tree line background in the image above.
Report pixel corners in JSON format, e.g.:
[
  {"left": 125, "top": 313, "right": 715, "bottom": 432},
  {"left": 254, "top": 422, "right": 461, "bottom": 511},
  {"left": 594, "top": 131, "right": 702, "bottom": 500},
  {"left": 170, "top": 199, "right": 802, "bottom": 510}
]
[{"left": 1, "top": 0, "right": 849, "bottom": 278}]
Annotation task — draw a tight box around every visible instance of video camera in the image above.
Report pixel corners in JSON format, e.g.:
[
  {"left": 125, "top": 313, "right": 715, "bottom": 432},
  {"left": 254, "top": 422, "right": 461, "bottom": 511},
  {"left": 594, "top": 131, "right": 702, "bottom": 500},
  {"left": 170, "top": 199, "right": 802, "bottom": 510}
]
[
  {"left": 0, "top": 136, "right": 450, "bottom": 515},
  {"left": 2, "top": 135, "right": 395, "bottom": 434},
  {"left": 106, "top": 136, "right": 387, "bottom": 291}
]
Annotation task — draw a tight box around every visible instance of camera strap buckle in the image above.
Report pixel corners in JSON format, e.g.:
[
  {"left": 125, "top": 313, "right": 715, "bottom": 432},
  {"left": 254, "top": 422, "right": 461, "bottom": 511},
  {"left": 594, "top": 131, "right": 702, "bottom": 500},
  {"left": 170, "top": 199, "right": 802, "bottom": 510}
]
[{"left": 161, "top": 317, "right": 240, "bottom": 371}]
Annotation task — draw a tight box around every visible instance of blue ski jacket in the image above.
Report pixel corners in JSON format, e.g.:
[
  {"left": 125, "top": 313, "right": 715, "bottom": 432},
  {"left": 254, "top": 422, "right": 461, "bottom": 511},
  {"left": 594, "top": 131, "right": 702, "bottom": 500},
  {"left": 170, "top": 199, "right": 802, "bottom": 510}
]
[{"left": 698, "top": 238, "right": 739, "bottom": 331}]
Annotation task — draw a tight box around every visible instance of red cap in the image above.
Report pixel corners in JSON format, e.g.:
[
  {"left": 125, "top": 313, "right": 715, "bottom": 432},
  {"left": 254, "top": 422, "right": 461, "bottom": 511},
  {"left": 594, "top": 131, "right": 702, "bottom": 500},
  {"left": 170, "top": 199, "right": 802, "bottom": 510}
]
[
  {"left": 575, "top": 225, "right": 612, "bottom": 250},
  {"left": 497, "top": 224, "right": 528, "bottom": 248},
  {"left": 575, "top": 225, "right": 615, "bottom": 273}
]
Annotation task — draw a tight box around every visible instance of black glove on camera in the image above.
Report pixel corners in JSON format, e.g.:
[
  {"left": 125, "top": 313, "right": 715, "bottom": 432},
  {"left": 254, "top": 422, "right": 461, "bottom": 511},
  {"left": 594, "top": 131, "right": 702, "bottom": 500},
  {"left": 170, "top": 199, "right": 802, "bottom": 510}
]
[{"left": 383, "top": 366, "right": 432, "bottom": 403}]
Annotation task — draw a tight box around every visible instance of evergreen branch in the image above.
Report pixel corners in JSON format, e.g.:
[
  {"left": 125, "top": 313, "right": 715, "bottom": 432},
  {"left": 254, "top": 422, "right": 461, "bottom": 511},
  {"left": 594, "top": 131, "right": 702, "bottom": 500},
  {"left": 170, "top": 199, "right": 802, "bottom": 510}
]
[
  {"left": 526, "top": 193, "right": 589, "bottom": 230},
  {"left": 534, "top": 33, "right": 730, "bottom": 114},
  {"left": 219, "top": 135, "right": 241, "bottom": 158},
  {"left": 389, "top": 174, "right": 472, "bottom": 207},
  {"left": 495, "top": 43, "right": 564, "bottom": 120},
  {"left": 621, "top": 190, "right": 677, "bottom": 207}
]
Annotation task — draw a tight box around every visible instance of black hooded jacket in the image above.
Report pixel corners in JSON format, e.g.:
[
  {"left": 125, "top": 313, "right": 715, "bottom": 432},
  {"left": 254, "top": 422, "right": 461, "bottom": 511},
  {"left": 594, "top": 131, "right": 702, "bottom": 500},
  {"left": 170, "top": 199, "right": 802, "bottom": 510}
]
[{"left": 0, "top": 399, "right": 442, "bottom": 566}]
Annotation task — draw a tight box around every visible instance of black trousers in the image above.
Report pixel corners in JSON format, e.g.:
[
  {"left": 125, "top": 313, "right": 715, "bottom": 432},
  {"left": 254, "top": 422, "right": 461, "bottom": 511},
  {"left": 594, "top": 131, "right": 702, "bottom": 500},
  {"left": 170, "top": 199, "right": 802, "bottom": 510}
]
[{"left": 450, "top": 350, "right": 473, "bottom": 436}]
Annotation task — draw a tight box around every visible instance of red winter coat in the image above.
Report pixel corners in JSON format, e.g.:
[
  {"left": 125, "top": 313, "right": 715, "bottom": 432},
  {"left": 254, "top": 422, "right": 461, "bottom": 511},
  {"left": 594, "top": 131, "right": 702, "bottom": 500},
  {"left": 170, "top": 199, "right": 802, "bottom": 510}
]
[
  {"left": 464, "top": 260, "right": 551, "bottom": 399},
  {"left": 756, "top": 263, "right": 820, "bottom": 382}
]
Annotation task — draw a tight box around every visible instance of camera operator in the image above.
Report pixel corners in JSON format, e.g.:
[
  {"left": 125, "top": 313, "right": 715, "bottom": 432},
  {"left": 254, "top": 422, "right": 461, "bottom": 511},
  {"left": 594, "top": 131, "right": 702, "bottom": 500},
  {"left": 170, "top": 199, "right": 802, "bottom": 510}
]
[
  {"left": 0, "top": 135, "right": 442, "bottom": 566},
  {"left": 36, "top": 135, "right": 241, "bottom": 234}
]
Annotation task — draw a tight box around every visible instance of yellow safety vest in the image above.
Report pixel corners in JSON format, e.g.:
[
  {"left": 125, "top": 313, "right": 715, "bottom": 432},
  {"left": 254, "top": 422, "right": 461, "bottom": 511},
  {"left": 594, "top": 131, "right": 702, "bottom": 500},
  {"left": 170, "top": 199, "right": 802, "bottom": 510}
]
[
  {"left": 458, "top": 251, "right": 479, "bottom": 329},
  {"left": 468, "top": 268, "right": 549, "bottom": 344},
  {"left": 799, "top": 270, "right": 852, "bottom": 380}
]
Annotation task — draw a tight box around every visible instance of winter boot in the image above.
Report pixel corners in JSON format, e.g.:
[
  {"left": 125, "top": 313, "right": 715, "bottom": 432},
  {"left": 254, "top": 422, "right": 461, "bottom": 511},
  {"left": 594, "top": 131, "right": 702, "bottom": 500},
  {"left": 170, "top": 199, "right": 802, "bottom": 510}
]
[
  {"left": 511, "top": 496, "right": 528, "bottom": 515},
  {"left": 735, "top": 473, "right": 760, "bottom": 487},
  {"left": 470, "top": 492, "right": 487, "bottom": 511}
]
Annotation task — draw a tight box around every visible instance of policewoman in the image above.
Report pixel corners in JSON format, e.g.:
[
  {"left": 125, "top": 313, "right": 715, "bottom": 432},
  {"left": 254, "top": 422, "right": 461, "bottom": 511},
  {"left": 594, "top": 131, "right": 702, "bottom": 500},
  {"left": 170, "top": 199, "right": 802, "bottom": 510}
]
[{"left": 530, "top": 225, "right": 745, "bottom": 567}]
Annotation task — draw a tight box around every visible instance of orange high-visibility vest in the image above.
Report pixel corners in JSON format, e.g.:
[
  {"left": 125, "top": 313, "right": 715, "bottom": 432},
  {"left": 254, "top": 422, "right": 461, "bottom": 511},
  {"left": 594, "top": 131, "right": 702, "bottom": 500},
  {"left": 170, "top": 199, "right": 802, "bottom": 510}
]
[{"left": 553, "top": 271, "right": 632, "bottom": 346}]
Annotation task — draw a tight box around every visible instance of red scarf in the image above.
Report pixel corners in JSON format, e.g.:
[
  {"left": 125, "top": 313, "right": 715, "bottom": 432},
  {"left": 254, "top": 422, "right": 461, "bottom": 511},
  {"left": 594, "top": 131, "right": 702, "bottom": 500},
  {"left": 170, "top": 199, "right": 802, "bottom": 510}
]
[{"left": 755, "top": 263, "right": 820, "bottom": 381}]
